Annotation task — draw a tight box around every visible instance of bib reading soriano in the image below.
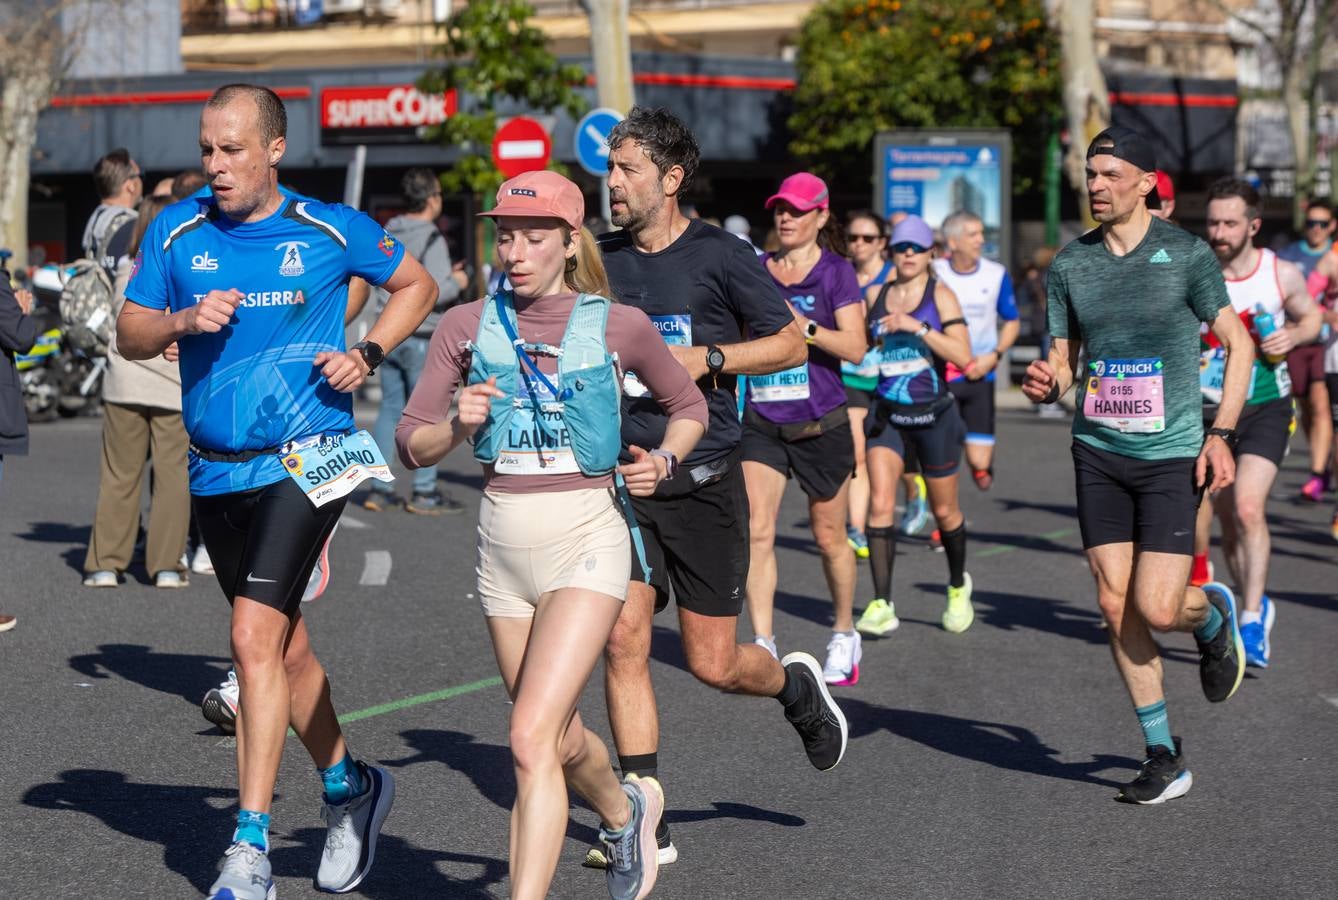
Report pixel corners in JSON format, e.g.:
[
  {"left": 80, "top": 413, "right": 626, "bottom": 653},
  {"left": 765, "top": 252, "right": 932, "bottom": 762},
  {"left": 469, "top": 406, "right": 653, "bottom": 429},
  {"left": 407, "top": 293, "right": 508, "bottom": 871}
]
[
  {"left": 125, "top": 188, "right": 405, "bottom": 495},
  {"left": 1047, "top": 216, "right": 1230, "bottom": 460}
]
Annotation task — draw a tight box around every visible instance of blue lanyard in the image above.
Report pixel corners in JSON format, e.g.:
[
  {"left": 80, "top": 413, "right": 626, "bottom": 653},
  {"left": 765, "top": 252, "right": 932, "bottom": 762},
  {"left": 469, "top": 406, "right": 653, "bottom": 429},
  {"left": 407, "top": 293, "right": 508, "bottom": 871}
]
[{"left": 493, "top": 292, "right": 573, "bottom": 402}]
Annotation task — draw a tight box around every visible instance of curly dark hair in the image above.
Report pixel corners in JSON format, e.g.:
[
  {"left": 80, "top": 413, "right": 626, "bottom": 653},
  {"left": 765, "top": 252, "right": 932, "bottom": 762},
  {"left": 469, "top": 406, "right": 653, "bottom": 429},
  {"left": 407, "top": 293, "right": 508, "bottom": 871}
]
[{"left": 607, "top": 106, "right": 700, "bottom": 197}]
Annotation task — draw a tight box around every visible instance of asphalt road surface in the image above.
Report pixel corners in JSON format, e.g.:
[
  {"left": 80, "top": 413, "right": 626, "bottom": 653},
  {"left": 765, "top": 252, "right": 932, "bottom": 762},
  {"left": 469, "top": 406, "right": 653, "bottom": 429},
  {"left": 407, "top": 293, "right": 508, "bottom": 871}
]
[{"left": 2, "top": 400, "right": 1335, "bottom": 899}]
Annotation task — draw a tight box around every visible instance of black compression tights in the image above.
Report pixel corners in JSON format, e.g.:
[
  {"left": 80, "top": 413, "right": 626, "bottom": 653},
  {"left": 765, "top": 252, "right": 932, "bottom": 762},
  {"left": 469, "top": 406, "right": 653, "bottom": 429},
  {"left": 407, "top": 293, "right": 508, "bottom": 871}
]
[{"left": 867, "top": 525, "right": 896, "bottom": 601}]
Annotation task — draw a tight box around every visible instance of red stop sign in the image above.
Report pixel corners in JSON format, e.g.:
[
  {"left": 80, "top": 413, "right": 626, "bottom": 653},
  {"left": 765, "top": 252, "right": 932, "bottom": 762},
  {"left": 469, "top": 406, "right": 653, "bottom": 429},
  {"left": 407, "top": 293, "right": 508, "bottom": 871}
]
[{"left": 491, "top": 117, "right": 552, "bottom": 178}]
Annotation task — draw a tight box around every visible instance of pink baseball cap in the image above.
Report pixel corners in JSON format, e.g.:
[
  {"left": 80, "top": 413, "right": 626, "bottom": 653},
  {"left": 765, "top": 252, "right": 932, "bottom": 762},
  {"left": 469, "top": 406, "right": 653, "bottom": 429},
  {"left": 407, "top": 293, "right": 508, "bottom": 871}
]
[
  {"left": 479, "top": 170, "right": 584, "bottom": 231},
  {"left": 766, "top": 172, "right": 830, "bottom": 212}
]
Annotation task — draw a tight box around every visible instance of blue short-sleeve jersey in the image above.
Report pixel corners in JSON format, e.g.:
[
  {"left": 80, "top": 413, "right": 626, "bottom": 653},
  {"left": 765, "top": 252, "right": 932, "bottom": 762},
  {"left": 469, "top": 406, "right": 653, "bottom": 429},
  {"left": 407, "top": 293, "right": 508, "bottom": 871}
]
[{"left": 125, "top": 188, "right": 405, "bottom": 495}]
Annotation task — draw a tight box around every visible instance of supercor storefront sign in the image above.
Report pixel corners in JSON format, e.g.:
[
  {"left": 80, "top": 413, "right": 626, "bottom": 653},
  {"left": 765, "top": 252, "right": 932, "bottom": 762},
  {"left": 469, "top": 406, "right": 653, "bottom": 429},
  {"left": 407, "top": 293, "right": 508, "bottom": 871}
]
[{"left": 319, "top": 84, "right": 457, "bottom": 145}]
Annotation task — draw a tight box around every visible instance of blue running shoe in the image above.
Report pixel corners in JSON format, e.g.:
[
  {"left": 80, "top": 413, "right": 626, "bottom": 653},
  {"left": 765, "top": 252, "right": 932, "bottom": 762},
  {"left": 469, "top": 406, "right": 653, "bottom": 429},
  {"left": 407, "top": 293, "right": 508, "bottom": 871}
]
[
  {"left": 901, "top": 475, "right": 930, "bottom": 536},
  {"left": 846, "top": 526, "right": 870, "bottom": 559},
  {"left": 1242, "top": 594, "right": 1276, "bottom": 668}
]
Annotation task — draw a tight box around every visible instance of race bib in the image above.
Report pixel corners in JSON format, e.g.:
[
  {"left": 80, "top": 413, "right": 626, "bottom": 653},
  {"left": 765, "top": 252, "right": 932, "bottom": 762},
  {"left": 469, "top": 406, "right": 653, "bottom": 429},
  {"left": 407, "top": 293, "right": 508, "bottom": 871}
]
[
  {"left": 493, "top": 381, "right": 580, "bottom": 475},
  {"left": 624, "top": 313, "right": 692, "bottom": 399},
  {"left": 281, "top": 430, "right": 392, "bottom": 508},
  {"left": 1199, "top": 348, "right": 1256, "bottom": 404},
  {"left": 1083, "top": 358, "right": 1165, "bottom": 433},
  {"left": 842, "top": 349, "right": 881, "bottom": 380},
  {"left": 748, "top": 364, "right": 810, "bottom": 402}
]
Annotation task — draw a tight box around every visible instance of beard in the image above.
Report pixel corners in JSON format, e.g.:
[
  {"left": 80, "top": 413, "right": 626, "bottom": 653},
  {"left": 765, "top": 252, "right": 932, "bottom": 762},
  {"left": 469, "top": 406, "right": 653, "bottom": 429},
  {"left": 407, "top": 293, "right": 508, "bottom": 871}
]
[{"left": 1211, "top": 236, "right": 1247, "bottom": 261}]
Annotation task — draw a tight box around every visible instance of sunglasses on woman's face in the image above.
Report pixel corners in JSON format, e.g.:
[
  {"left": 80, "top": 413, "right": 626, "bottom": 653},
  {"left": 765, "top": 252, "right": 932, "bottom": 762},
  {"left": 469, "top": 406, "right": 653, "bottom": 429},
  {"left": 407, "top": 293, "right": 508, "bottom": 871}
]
[
  {"left": 891, "top": 242, "right": 929, "bottom": 255},
  {"left": 847, "top": 233, "right": 882, "bottom": 244}
]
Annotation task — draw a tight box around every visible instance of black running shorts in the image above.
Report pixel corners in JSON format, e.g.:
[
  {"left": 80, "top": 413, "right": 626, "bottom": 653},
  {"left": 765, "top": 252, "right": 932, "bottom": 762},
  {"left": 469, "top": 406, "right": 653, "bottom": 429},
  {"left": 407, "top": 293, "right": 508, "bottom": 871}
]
[
  {"left": 1233, "top": 398, "right": 1292, "bottom": 467},
  {"left": 843, "top": 382, "right": 875, "bottom": 410},
  {"left": 1071, "top": 440, "right": 1198, "bottom": 555},
  {"left": 948, "top": 378, "right": 996, "bottom": 444},
  {"left": 193, "top": 477, "right": 345, "bottom": 615},
  {"left": 865, "top": 402, "right": 966, "bottom": 478},
  {"left": 1286, "top": 342, "right": 1324, "bottom": 397},
  {"left": 740, "top": 410, "right": 855, "bottom": 500},
  {"left": 628, "top": 460, "right": 749, "bottom": 617}
]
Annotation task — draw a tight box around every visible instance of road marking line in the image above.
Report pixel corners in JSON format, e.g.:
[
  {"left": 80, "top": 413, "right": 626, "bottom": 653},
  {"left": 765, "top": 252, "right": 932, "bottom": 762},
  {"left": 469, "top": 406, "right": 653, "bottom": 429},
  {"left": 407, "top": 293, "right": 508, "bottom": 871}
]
[
  {"left": 1323, "top": 695, "right": 1338, "bottom": 711},
  {"left": 337, "top": 676, "right": 505, "bottom": 725},
  {"left": 360, "top": 550, "right": 391, "bottom": 585},
  {"left": 340, "top": 514, "right": 370, "bottom": 530},
  {"left": 975, "top": 528, "right": 1076, "bottom": 558}
]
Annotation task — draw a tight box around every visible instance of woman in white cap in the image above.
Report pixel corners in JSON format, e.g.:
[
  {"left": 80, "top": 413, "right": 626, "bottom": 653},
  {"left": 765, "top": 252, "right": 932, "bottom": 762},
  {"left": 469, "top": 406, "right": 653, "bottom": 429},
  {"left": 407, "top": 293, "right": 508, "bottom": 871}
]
[
  {"left": 855, "top": 214, "right": 975, "bottom": 638},
  {"left": 397, "top": 170, "right": 707, "bottom": 900},
  {"left": 741, "top": 171, "right": 869, "bottom": 685}
]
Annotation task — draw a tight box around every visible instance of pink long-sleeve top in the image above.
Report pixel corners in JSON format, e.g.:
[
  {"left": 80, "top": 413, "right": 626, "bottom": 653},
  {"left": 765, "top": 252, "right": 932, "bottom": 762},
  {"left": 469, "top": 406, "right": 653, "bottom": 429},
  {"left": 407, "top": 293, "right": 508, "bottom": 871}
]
[{"left": 396, "top": 292, "right": 709, "bottom": 494}]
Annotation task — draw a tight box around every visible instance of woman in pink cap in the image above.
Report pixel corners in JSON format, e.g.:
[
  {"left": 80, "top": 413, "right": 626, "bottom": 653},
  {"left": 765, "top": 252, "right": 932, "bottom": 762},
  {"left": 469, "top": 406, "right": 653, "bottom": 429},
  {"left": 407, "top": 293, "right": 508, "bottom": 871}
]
[
  {"left": 396, "top": 170, "right": 707, "bottom": 900},
  {"left": 741, "top": 171, "right": 870, "bottom": 685}
]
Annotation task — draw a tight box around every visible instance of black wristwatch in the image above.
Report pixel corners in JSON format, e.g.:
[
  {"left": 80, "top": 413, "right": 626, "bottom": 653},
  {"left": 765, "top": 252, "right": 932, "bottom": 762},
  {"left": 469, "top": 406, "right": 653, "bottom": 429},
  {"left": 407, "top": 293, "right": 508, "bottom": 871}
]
[
  {"left": 803, "top": 320, "right": 819, "bottom": 342},
  {"left": 1205, "top": 426, "right": 1238, "bottom": 449},
  {"left": 650, "top": 448, "right": 678, "bottom": 480},
  {"left": 705, "top": 344, "right": 726, "bottom": 377},
  {"left": 351, "top": 340, "right": 384, "bottom": 376}
]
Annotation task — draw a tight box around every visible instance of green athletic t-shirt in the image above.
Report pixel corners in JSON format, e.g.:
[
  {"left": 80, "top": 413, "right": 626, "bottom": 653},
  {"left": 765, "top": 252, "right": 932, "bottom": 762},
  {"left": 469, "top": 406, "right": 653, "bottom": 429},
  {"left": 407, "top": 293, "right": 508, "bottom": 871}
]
[{"left": 1048, "top": 217, "right": 1230, "bottom": 460}]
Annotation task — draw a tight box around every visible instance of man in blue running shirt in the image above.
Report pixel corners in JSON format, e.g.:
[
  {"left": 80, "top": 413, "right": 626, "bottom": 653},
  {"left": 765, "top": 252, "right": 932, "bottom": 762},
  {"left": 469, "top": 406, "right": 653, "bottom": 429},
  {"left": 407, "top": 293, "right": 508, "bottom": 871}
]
[{"left": 117, "top": 84, "right": 437, "bottom": 899}]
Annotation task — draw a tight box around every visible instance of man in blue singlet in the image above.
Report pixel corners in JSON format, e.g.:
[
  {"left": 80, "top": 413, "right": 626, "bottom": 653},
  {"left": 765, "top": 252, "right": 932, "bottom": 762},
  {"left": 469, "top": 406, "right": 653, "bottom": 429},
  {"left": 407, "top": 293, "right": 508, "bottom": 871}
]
[{"left": 117, "top": 84, "right": 437, "bottom": 899}]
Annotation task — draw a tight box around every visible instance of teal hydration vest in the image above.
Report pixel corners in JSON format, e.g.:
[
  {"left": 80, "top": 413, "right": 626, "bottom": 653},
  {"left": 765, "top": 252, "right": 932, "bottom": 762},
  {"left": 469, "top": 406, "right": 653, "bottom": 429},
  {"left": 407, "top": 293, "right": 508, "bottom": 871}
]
[{"left": 468, "top": 290, "right": 622, "bottom": 476}]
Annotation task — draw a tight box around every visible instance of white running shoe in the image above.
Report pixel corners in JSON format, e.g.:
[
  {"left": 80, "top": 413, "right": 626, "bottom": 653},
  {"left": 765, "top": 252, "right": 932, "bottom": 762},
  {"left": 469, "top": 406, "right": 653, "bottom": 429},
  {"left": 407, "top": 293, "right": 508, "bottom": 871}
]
[
  {"left": 206, "top": 841, "right": 275, "bottom": 900},
  {"left": 822, "top": 630, "right": 862, "bottom": 686},
  {"left": 191, "top": 544, "right": 215, "bottom": 575},
  {"left": 317, "top": 762, "right": 396, "bottom": 893},
  {"left": 202, "top": 670, "right": 239, "bottom": 733},
  {"left": 752, "top": 634, "right": 779, "bottom": 660}
]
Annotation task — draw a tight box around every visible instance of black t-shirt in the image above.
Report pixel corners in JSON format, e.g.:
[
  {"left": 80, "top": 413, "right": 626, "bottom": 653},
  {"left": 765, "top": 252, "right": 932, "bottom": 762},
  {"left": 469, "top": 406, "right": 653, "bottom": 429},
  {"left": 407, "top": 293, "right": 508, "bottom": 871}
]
[{"left": 600, "top": 220, "right": 793, "bottom": 466}]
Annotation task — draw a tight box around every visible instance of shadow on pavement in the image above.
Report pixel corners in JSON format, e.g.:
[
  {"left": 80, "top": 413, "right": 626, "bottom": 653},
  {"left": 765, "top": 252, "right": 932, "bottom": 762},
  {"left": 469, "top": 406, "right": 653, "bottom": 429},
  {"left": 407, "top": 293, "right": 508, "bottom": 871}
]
[
  {"left": 1271, "top": 590, "right": 1338, "bottom": 614},
  {"left": 665, "top": 800, "right": 805, "bottom": 829},
  {"left": 23, "top": 769, "right": 233, "bottom": 893},
  {"left": 16, "top": 520, "right": 91, "bottom": 574},
  {"left": 435, "top": 469, "right": 485, "bottom": 493},
  {"left": 967, "top": 529, "right": 1083, "bottom": 557},
  {"left": 841, "top": 699, "right": 1134, "bottom": 788},
  {"left": 910, "top": 585, "right": 1108, "bottom": 647},
  {"left": 650, "top": 622, "right": 691, "bottom": 673},
  {"left": 774, "top": 589, "right": 837, "bottom": 628},
  {"left": 384, "top": 729, "right": 514, "bottom": 810},
  {"left": 995, "top": 498, "right": 1080, "bottom": 519},
  {"left": 67, "top": 643, "right": 232, "bottom": 705},
  {"left": 278, "top": 826, "right": 506, "bottom": 899}
]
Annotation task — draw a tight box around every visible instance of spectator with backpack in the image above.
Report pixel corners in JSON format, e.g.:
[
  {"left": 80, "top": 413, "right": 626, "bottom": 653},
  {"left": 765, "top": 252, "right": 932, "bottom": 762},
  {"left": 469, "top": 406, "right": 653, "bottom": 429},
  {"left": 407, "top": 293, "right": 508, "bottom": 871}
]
[
  {"left": 82, "top": 195, "right": 190, "bottom": 589},
  {"left": 356, "top": 167, "right": 468, "bottom": 515},
  {"left": 81, "top": 149, "right": 142, "bottom": 273}
]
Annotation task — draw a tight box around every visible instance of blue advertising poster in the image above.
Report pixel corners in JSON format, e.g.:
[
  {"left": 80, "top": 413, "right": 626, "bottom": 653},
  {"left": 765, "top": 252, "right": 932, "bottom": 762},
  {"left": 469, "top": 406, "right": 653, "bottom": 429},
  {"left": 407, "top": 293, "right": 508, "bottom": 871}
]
[{"left": 875, "top": 131, "right": 1011, "bottom": 263}]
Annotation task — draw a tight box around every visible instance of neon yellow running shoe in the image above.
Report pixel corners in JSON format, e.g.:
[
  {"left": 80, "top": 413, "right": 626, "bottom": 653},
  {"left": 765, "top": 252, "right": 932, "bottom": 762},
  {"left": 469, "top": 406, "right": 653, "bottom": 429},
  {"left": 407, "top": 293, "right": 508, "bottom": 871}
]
[
  {"left": 942, "top": 573, "right": 975, "bottom": 633},
  {"left": 855, "top": 599, "right": 900, "bottom": 636}
]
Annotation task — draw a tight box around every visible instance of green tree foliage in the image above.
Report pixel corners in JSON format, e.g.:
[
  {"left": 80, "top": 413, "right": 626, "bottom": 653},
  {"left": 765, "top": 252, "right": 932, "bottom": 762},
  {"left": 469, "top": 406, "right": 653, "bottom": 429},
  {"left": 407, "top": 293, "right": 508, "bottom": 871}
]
[
  {"left": 419, "top": 0, "right": 588, "bottom": 197},
  {"left": 790, "top": 0, "right": 1062, "bottom": 192}
]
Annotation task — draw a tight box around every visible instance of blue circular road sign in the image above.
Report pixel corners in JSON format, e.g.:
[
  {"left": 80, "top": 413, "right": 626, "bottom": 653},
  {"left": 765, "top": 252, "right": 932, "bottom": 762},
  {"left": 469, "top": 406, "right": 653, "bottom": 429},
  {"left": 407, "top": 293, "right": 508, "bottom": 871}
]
[{"left": 574, "top": 107, "right": 624, "bottom": 177}]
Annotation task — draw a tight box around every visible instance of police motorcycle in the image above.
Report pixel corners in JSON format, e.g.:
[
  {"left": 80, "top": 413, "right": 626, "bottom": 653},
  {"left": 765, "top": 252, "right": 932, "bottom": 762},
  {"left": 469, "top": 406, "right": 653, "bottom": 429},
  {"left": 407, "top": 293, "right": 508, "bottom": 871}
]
[{"left": 12, "top": 259, "right": 106, "bottom": 421}]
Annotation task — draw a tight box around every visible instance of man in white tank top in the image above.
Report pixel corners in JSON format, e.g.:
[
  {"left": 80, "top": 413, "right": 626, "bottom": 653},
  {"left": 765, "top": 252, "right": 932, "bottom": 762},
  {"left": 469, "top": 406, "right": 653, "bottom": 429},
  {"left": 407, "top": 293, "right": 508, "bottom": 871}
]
[
  {"left": 1203, "top": 178, "right": 1320, "bottom": 669},
  {"left": 932, "top": 210, "right": 1019, "bottom": 489}
]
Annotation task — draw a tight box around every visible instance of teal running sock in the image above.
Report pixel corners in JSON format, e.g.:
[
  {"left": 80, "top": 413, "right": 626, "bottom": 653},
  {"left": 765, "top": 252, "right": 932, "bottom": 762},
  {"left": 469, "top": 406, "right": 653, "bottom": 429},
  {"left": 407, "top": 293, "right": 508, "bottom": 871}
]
[
  {"left": 1194, "top": 598, "right": 1224, "bottom": 643},
  {"left": 1135, "top": 700, "right": 1175, "bottom": 753},
  {"left": 319, "top": 754, "right": 365, "bottom": 805},
  {"left": 233, "top": 809, "right": 270, "bottom": 852}
]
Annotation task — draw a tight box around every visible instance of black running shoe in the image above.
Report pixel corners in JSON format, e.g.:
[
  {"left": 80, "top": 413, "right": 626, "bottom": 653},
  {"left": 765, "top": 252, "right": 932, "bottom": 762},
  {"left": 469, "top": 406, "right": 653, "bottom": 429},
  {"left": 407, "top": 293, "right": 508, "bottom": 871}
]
[
  {"left": 1115, "top": 738, "right": 1192, "bottom": 805},
  {"left": 781, "top": 651, "right": 848, "bottom": 771},
  {"left": 1198, "top": 582, "right": 1245, "bottom": 703}
]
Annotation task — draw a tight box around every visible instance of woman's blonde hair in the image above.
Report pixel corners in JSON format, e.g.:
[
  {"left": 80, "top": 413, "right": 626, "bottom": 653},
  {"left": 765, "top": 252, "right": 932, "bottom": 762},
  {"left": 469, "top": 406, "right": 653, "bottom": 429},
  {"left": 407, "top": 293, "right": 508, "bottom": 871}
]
[{"left": 563, "top": 226, "right": 613, "bottom": 299}]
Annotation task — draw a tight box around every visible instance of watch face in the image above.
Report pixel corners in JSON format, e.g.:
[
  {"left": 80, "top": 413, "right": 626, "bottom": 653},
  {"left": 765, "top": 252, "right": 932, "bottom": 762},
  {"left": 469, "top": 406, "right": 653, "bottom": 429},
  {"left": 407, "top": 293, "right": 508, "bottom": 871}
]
[{"left": 706, "top": 348, "right": 725, "bottom": 370}]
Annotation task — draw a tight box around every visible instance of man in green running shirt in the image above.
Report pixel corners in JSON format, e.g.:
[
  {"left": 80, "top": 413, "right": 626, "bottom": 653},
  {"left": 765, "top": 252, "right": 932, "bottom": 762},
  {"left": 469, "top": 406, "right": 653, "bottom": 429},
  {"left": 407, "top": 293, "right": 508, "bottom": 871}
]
[{"left": 1022, "top": 126, "right": 1254, "bottom": 805}]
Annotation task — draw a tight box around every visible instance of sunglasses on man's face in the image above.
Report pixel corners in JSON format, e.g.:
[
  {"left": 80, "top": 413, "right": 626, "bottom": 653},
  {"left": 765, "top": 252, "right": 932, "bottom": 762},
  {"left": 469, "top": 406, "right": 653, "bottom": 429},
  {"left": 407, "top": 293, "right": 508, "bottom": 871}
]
[
  {"left": 847, "top": 233, "right": 882, "bottom": 244},
  {"left": 1305, "top": 218, "right": 1333, "bottom": 230},
  {"left": 891, "top": 242, "right": 929, "bottom": 255}
]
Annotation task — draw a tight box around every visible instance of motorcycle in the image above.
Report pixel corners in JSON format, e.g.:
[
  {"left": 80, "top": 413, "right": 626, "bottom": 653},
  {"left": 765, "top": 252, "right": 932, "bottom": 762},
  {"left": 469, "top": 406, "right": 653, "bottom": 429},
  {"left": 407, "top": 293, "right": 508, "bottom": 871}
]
[{"left": 15, "top": 263, "right": 106, "bottom": 422}]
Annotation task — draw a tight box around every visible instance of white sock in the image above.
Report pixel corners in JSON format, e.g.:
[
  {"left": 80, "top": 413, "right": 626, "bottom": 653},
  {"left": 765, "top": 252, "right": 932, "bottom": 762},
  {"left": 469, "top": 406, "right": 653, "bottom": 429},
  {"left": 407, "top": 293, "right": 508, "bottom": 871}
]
[{"left": 1240, "top": 609, "right": 1262, "bottom": 625}]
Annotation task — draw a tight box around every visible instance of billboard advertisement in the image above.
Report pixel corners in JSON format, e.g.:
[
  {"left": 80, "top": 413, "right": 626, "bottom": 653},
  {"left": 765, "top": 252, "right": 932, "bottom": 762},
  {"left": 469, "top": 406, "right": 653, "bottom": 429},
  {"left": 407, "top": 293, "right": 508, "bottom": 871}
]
[{"left": 874, "top": 130, "right": 1012, "bottom": 265}]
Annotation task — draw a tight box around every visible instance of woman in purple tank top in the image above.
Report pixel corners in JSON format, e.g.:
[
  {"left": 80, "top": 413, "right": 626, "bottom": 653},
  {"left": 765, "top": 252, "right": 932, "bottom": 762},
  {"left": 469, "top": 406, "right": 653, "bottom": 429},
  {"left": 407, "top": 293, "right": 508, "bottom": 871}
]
[{"left": 854, "top": 215, "right": 978, "bottom": 641}]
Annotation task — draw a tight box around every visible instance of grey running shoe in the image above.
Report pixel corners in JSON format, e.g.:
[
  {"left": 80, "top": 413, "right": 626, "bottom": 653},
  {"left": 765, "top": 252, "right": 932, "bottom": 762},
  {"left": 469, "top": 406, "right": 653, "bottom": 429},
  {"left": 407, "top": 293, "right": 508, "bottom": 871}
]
[
  {"left": 600, "top": 775, "right": 663, "bottom": 900},
  {"left": 1115, "top": 738, "right": 1192, "bottom": 805},
  {"left": 316, "top": 763, "right": 395, "bottom": 893},
  {"left": 1198, "top": 582, "right": 1245, "bottom": 703},
  {"left": 201, "top": 669, "right": 239, "bottom": 734},
  {"left": 207, "top": 841, "right": 275, "bottom": 900},
  {"left": 584, "top": 809, "right": 678, "bottom": 869},
  {"left": 781, "top": 651, "right": 849, "bottom": 771},
  {"left": 406, "top": 491, "right": 465, "bottom": 515}
]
